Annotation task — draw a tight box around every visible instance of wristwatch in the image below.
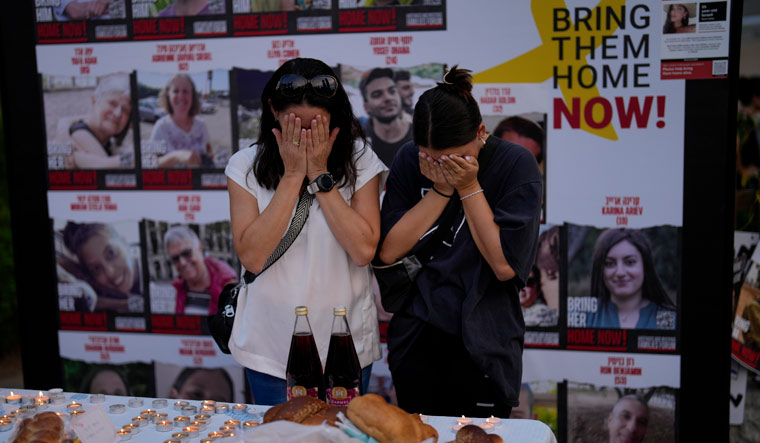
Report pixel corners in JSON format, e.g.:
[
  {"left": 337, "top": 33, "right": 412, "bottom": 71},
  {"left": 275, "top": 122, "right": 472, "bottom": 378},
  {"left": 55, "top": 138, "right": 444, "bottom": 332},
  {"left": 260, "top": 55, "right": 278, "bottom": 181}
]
[{"left": 307, "top": 172, "right": 335, "bottom": 194}]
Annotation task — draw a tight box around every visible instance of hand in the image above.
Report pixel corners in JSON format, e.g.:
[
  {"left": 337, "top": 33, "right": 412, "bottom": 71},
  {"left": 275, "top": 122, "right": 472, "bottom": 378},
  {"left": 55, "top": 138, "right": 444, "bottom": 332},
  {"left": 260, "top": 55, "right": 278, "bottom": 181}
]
[
  {"left": 88, "top": 0, "right": 110, "bottom": 16},
  {"left": 418, "top": 151, "right": 454, "bottom": 195},
  {"left": 439, "top": 154, "right": 479, "bottom": 194},
  {"left": 305, "top": 114, "right": 339, "bottom": 179},
  {"left": 272, "top": 113, "right": 307, "bottom": 178},
  {"left": 64, "top": 2, "right": 91, "bottom": 19},
  {"left": 169, "top": 149, "right": 202, "bottom": 167}
]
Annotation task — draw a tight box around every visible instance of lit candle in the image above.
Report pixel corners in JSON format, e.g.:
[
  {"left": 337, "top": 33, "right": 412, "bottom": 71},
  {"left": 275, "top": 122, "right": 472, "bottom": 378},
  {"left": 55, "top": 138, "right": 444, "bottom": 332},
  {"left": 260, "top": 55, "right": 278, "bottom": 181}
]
[
  {"left": 219, "top": 425, "right": 237, "bottom": 432},
  {"left": 66, "top": 401, "right": 82, "bottom": 411},
  {"left": 173, "top": 401, "right": 188, "bottom": 411},
  {"left": 199, "top": 405, "right": 215, "bottom": 414},
  {"left": 485, "top": 415, "right": 502, "bottom": 425},
  {"left": 232, "top": 403, "right": 247, "bottom": 413},
  {"left": 35, "top": 391, "right": 50, "bottom": 404},
  {"left": 70, "top": 409, "right": 86, "bottom": 417},
  {"left": 190, "top": 420, "right": 207, "bottom": 431},
  {"left": 200, "top": 439, "right": 215, "bottom": 443},
  {"left": 116, "top": 429, "right": 131, "bottom": 441},
  {"left": 215, "top": 404, "right": 229, "bottom": 414},
  {"left": 201, "top": 400, "right": 216, "bottom": 407},
  {"left": 456, "top": 415, "right": 472, "bottom": 425},
  {"left": 223, "top": 432, "right": 238, "bottom": 438},
  {"left": 89, "top": 394, "right": 105, "bottom": 404},
  {"left": 172, "top": 432, "right": 190, "bottom": 440},
  {"left": 194, "top": 413, "right": 211, "bottom": 421},
  {"left": 139, "top": 409, "right": 156, "bottom": 418},
  {"left": 156, "top": 420, "right": 173, "bottom": 432},
  {"left": 131, "top": 416, "right": 148, "bottom": 427},
  {"left": 208, "top": 431, "right": 224, "bottom": 438},
  {"left": 173, "top": 415, "right": 190, "bottom": 427},
  {"left": 122, "top": 423, "right": 139, "bottom": 435},
  {"left": 152, "top": 412, "right": 168, "bottom": 423},
  {"left": 243, "top": 420, "right": 260, "bottom": 430},
  {"left": 0, "top": 414, "right": 14, "bottom": 422},
  {"left": 0, "top": 419, "right": 13, "bottom": 432},
  {"left": 151, "top": 399, "right": 168, "bottom": 409},
  {"left": 182, "top": 426, "right": 199, "bottom": 437},
  {"left": 224, "top": 419, "right": 241, "bottom": 429},
  {"left": 5, "top": 392, "right": 21, "bottom": 404},
  {"left": 452, "top": 423, "right": 464, "bottom": 432},
  {"left": 109, "top": 404, "right": 126, "bottom": 414},
  {"left": 33, "top": 399, "right": 49, "bottom": 409},
  {"left": 478, "top": 421, "right": 495, "bottom": 431}
]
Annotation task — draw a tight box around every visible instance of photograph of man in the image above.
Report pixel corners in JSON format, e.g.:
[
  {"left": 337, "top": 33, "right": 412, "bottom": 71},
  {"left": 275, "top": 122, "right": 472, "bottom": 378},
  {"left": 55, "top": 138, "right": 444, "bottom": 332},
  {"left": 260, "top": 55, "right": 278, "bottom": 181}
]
[
  {"left": 606, "top": 395, "right": 649, "bottom": 443},
  {"left": 360, "top": 67, "right": 413, "bottom": 167},
  {"left": 394, "top": 70, "right": 415, "bottom": 118},
  {"left": 493, "top": 116, "right": 544, "bottom": 173},
  {"left": 51, "top": 0, "right": 126, "bottom": 21},
  {"left": 164, "top": 225, "right": 237, "bottom": 316}
]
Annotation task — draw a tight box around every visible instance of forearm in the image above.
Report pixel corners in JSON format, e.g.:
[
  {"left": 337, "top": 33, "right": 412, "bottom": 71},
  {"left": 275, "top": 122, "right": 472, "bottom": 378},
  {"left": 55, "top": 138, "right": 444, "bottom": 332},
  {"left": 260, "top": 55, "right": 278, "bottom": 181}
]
[
  {"left": 233, "top": 175, "right": 303, "bottom": 273},
  {"left": 461, "top": 189, "right": 516, "bottom": 281},
  {"left": 378, "top": 190, "right": 449, "bottom": 264}
]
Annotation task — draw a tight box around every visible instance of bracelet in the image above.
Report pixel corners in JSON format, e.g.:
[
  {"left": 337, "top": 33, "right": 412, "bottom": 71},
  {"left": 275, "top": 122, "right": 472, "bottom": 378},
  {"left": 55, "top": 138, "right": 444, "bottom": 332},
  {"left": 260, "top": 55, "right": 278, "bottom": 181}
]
[
  {"left": 460, "top": 189, "right": 484, "bottom": 201},
  {"left": 431, "top": 185, "right": 453, "bottom": 198}
]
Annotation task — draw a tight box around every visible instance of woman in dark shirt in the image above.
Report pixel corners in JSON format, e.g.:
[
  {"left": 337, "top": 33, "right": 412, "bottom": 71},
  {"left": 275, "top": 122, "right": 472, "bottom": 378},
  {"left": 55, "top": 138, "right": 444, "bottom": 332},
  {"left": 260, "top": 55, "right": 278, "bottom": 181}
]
[{"left": 377, "top": 66, "right": 542, "bottom": 417}]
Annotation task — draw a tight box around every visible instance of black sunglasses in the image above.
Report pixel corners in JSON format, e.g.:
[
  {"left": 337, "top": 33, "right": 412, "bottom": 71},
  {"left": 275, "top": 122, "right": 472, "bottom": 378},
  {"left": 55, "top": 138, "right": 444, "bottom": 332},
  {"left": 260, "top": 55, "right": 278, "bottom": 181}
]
[
  {"left": 170, "top": 248, "right": 193, "bottom": 264},
  {"left": 276, "top": 74, "right": 338, "bottom": 98}
]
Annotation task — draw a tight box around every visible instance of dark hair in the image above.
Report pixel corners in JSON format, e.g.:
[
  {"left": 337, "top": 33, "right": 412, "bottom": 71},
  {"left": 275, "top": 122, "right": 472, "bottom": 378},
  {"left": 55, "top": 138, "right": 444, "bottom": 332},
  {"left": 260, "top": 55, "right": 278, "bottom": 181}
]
[
  {"left": 172, "top": 367, "right": 234, "bottom": 402},
  {"left": 590, "top": 229, "right": 675, "bottom": 310},
  {"left": 738, "top": 77, "right": 760, "bottom": 108},
  {"left": 663, "top": 4, "right": 690, "bottom": 34},
  {"left": 79, "top": 365, "right": 129, "bottom": 395},
  {"left": 158, "top": 74, "right": 201, "bottom": 117},
  {"left": 252, "top": 58, "right": 364, "bottom": 191},
  {"left": 393, "top": 69, "right": 411, "bottom": 82},
  {"left": 63, "top": 222, "right": 116, "bottom": 257},
  {"left": 359, "top": 67, "right": 395, "bottom": 100},
  {"left": 493, "top": 116, "right": 544, "bottom": 163},
  {"left": 413, "top": 66, "right": 481, "bottom": 150}
]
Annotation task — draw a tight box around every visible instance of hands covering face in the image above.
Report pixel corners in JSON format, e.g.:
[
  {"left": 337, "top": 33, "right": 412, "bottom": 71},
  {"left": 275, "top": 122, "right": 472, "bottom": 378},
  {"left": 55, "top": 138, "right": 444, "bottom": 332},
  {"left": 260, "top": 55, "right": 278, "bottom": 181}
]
[
  {"left": 418, "top": 151, "right": 479, "bottom": 195},
  {"left": 272, "top": 112, "right": 340, "bottom": 179}
]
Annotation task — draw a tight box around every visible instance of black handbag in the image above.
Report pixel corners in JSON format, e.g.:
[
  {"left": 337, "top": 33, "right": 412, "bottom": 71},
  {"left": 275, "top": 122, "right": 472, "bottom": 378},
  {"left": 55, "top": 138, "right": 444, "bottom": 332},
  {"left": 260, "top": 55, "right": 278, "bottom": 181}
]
[
  {"left": 208, "top": 190, "right": 313, "bottom": 354},
  {"left": 372, "top": 139, "right": 497, "bottom": 313}
]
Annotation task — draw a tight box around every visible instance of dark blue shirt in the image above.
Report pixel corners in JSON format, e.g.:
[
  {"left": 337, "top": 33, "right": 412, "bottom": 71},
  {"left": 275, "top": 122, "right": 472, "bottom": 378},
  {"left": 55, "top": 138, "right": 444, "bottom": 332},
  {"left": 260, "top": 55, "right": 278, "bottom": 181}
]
[{"left": 380, "top": 135, "right": 542, "bottom": 406}]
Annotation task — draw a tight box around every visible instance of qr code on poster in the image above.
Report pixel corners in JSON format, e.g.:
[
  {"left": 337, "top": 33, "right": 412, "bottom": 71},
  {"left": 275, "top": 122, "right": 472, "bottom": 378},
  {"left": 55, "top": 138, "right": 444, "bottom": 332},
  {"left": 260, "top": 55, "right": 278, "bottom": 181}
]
[{"left": 713, "top": 60, "right": 728, "bottom": 76}]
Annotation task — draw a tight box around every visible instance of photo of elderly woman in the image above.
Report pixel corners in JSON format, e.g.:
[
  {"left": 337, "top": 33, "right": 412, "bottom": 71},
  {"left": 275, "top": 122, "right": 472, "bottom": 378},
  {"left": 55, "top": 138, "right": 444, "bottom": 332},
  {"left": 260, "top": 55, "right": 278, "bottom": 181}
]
[
  {"left": 55, "top": 220, "right": 145, "bottom": 314},
  {"left": 662, "top": 3, "right": 697, "bottom": 34},
  {"left": 143, "top": 220, "right": 238, "bottom": 315},
  {"left": 137, "top": 71, "right": 232, "bottom": 169},
  {"left": 43, "top": 73, "right": 135, "bottom": 170},
  {"left": 567, "top": 226, "right": 678, "bottom": 330},
  {"left": 131, "top": 0, "right": 226, "bottom": 18},
  {"left": 36, "top": 0, "right": 127, "bottom": 21}
]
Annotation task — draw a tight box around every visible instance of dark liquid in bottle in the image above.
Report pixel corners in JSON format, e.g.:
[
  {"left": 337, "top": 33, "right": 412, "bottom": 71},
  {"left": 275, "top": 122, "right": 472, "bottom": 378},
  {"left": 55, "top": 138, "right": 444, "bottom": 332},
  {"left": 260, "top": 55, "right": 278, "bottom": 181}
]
[
  {"left": 324, "top": 332, "right": 361, "bottom": 406},
  {"left": 286, "top": 332, "right": 324, "bottom": 400}
]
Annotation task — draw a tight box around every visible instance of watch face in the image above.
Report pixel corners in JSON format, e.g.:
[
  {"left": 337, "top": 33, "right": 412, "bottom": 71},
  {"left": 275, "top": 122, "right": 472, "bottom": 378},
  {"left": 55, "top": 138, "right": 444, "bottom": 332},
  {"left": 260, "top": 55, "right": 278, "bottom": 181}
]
[{"left": 318, "top": 174, "right": 334, "bottom": 191}]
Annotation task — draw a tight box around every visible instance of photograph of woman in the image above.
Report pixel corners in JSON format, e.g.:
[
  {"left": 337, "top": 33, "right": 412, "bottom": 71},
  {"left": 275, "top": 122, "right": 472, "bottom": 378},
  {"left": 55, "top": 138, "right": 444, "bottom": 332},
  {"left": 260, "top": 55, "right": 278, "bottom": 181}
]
[
  {"left": 377, "top": 66, "right": 542, "bottom": 417},
  {"left": 56, "top": 221, "right": 144, "bottom": 314},
  {"left": 225, "top": 58, "right": 387, "bottom": 405},
  {"left": 585, "top": 228, "right": 677, "bottom": 330},
  {"left": 663, "top": 3, "right": 697, "bottom": 34},
  {"left": 47, "top": 73, "right": 134, "bottom": 169}
]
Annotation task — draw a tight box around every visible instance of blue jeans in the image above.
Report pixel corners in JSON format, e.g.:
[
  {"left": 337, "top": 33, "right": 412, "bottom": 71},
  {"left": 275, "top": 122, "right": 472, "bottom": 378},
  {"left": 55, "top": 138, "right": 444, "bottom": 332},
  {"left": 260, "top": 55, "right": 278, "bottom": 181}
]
[{"left": 245, "top": 364, "right": 373, "bottom": 406}]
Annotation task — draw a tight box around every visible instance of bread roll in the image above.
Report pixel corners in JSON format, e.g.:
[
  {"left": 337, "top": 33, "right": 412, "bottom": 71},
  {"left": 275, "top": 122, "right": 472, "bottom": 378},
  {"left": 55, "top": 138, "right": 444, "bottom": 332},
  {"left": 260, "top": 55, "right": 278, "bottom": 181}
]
[
  {"left": 347, "top": 393, "right": 438, "bottom": 443},
  {"left": 262, "top": 396, "right": 328, "bottom": 424},
  {"left": 12, "top": 412, "right": 64, "bottom": 443}
]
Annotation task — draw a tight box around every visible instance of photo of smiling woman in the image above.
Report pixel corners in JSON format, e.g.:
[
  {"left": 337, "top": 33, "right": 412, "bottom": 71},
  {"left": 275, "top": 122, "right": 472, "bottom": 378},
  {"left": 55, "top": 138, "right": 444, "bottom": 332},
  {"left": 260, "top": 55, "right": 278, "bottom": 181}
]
[
  {"left": 568, "top": 226, "right": 678, "bottom": 331},
  {"left": 55, "top": 220, "right": 144, "bottom": 314},
  {"left": 662, "top": 3, "right": 696, "bottom": 34}
]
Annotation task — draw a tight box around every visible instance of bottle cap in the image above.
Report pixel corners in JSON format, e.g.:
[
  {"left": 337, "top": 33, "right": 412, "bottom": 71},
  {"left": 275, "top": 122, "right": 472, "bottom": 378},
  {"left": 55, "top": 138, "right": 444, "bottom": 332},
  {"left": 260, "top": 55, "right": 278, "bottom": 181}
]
[
  {"left": 333, "top": 306, "right": 347, "bottom": 316},
  {"left": 295, "top": 306, "right": 308, "bottom": 315}
]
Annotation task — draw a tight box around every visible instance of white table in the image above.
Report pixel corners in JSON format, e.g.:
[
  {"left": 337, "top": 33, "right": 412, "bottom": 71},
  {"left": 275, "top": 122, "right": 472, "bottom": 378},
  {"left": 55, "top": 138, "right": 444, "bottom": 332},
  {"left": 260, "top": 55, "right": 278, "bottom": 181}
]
[{"left": 0, "top": 389, "right": 556, "bottom": 442}]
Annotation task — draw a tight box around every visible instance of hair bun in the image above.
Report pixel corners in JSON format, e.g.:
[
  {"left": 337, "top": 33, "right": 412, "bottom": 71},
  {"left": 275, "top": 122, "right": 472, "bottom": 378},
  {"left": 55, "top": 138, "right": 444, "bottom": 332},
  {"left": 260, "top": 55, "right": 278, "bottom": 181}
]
[{"left": 441, "top": 65, "right": 475, "bottom": 105}]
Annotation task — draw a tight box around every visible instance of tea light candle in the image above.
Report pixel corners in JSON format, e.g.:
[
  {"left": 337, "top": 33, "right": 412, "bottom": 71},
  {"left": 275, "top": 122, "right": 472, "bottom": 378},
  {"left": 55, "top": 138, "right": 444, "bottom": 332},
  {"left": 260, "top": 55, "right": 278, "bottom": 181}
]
[
  {"left": 66, "top": 401, "right": 82, "bottom": 411},
  {"left": 70, "top": 410, "right": 87, "bottom": 417},
  {"left": 49, "top": 388, "right": 63, "bottom": 395},
  {"left": 0, "top": 419, "right": 13, "bottom": 432},
  {"left": 199, "top": 405, "right": 215, "bottom": 414},
  {"left": 122, "top": 423, "right": 140, "bottom": 434},
  {"left": 173, "top": 401, "right": 188, "bottom": 411},
  {"left": 131, "top": 416, "right": 148, "bottom": 427},
  {"left": 110, "top": 404, "right": 126, "bottom": 414},
  {"left": 152, "top": 412, "right": 169, "bottom": 423},
  {"left": 163, "top": 440, "right": 181, "bottom": 443},
  {"left": 452, "top": 423, "right": 464, "bottom": 432},
  {"left": 172, "top": 431, "right": 190, "bottom": 440},
  {"left": 457, "top": 415, "right": 472, "bottom": 425},
  {"left": 243, "top": 420, "right": 260, "bottom": 430},
  {"left": 35, "top": 391, "right": 50, "bottom": 404},
  {"left": 189, "top": 420, "right": 207, "bottom": 431},
  {"left": 182, "top": 426, "right": 199, "bottom": 437},
  {"left": 200, "top": 439, "right": 215, "bottom": 443},
  {"left": 173, "top": 415, "right": 190, "bottom": 427},
  {"left": 219, "top": 425, "right": 236, "bottom": 432},
  {"left": 201, "top": 400, "right": 216, "bottom": 407},
  {"left": 89, "top": 394, "right": 105, "bottom": 404},
  {"left": 478, "top": 421, "right": 495, "bottom": 431},
  {"left": 223, "top": 431, "right": 238, "bottom": 438},
  {"left": 194, "top": 413, "right": 211, "bottom": 421},
  {"left": 485, "top": 415, "right": 501, "bottom": 425},
  {"left": 139, "top": 409, "right": 156, "bottom": 418},
  {"left": 418, "top": 414, "right": 429, "bottom": 423},
  {"left": 0, "top": 414, "right": 14, "bottom": 422},
  {"left": 208, "top": 431, "right": 224, "bottom": 438},
  {"left": 215, "top": 404, "right": 229, "bottom": 414},
  {"left": 232, "top": 403, "right": 248, "bottom": 413},
  {"left": 33, "top": 399, "right": 49, "bottom": 409},
  {"left": 5, "top": 392, "right": 21, "bottom": 404},
  {"left": 181, "top": 405, "right": 197, "bottom": 414},
  {"left": 116, "top": 429, "right": 131, "bottom": 441},
  {"left": 156, "top": 420, "right": 173, "bottom": 432},
  {"left": 128, "top": 398, "right": 143, "bottom": 408},
  {"left": 50, "top": 394, "right": 66, "bottom": 405},
  {"left": 224, "top": 419, "right": 241, "bottom": 429},
  {"left": 152, "top": 399, "right": 168, "bottom": 409}
]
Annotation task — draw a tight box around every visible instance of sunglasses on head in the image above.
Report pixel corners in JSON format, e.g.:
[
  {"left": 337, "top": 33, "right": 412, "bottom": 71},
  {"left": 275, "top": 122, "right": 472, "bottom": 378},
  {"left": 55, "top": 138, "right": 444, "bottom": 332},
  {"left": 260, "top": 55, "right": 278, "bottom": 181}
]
[
  {"left": 276, "top": 74, "right": 338, "bottom": 98},
  {"left": 170, "top": 248, "right": 193, "bottom": 264}
]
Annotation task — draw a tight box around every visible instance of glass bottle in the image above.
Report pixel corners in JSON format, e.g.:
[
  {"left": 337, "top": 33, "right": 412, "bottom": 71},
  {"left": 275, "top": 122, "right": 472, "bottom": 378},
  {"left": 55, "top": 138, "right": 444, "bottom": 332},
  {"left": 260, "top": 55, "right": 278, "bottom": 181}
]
[
  {"left": 324, "top": 306, "right": 362, "bottom": 407},
  {"left": 285, "top": 306, "right": 324, "bottom": 400}
]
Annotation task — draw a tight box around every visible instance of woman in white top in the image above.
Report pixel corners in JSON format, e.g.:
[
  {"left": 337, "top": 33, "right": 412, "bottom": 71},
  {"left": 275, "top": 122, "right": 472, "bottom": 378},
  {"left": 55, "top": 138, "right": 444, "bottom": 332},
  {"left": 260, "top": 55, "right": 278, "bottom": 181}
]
[{"left": 225, "top": 58, "right": 386, "bottom": 405}]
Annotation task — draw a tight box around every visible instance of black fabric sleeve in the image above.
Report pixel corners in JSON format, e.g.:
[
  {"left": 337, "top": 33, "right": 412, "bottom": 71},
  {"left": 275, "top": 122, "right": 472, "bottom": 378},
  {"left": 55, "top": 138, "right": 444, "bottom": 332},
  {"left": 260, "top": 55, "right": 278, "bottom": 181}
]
[{"left": 379, "top": 141, "right": 424, "bottom": 242}]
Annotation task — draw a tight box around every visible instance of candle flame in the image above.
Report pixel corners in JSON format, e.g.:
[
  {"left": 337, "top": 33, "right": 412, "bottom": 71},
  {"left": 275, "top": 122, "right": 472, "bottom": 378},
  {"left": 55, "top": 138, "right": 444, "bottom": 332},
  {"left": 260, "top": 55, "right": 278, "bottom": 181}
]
[{"left": 38, "top": 391, "right": 43, "bottom": 397}]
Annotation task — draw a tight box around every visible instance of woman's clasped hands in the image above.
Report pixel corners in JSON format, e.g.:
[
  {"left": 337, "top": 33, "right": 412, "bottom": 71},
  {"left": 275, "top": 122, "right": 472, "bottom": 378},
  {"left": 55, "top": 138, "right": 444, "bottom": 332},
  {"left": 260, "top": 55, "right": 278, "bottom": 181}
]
[
  {"left": 273, "top": 112, "right": 340, "bottom": 179},
  {"left": 418, "top": 150, "right": 480, "bottom": 196}
]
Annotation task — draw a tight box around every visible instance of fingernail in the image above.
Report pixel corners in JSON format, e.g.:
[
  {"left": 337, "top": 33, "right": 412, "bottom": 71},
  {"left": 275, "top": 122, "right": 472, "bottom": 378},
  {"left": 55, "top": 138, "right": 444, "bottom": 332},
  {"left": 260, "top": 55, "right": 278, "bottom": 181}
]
[
  {"left": 465, "top": 156, "right": 471, "bottom": 160},
  {"left": 418, "top": 152, "right": 424, "bottom": 158}
]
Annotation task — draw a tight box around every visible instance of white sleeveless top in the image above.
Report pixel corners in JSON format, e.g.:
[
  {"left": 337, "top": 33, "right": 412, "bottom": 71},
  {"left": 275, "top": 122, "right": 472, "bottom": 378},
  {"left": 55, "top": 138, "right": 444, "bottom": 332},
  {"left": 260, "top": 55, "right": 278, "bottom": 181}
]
[{"left": 224, "top": 141, "right": 387, "bottom": 379}]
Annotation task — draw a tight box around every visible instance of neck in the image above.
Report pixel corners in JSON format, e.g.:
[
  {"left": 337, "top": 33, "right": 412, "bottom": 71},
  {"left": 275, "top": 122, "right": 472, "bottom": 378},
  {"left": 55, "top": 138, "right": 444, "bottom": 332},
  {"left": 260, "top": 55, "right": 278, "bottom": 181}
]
[
  {"left": 611, "top": 292, "right": 646, "bottom": 314},
  {"left": 187, "top": 264, "right": 210, "bottom": 292},
  {"left": 372, "top": 117, "right": 409, "bottom": 142},
  {"left": 171, "top": 112, "right": 193, "bottom": 128}
]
